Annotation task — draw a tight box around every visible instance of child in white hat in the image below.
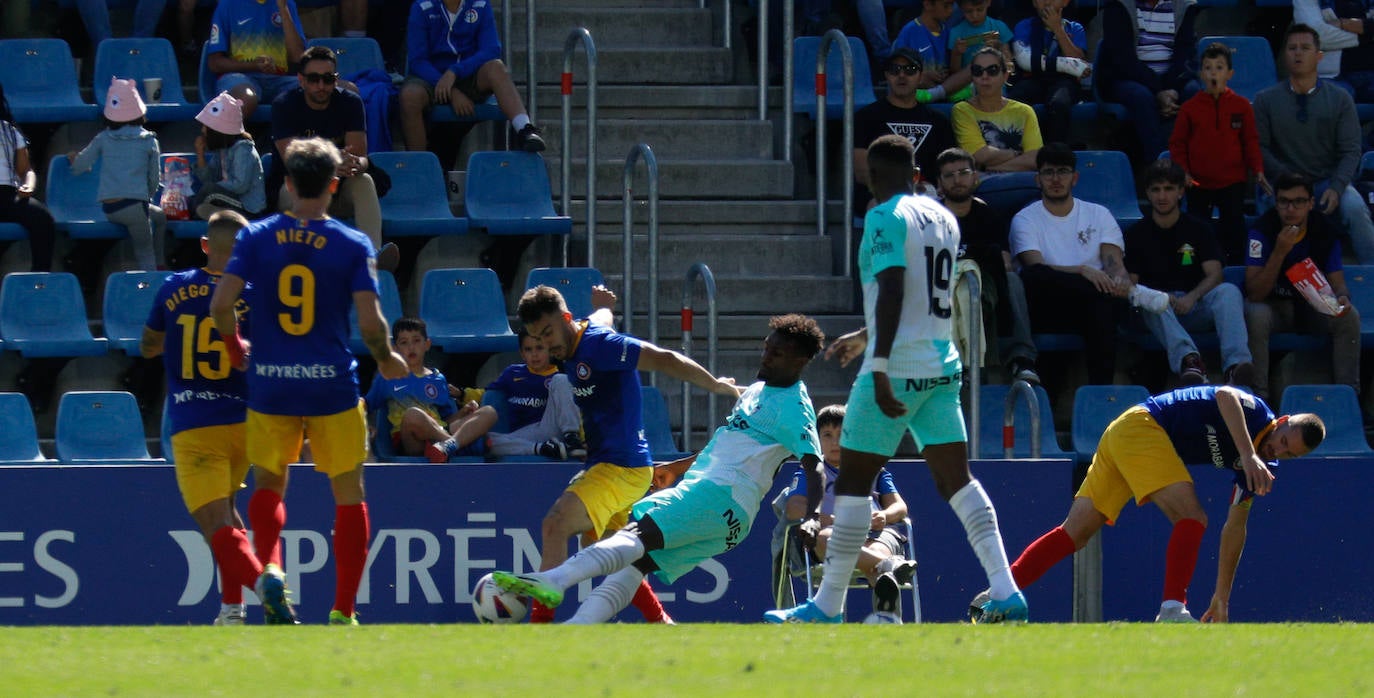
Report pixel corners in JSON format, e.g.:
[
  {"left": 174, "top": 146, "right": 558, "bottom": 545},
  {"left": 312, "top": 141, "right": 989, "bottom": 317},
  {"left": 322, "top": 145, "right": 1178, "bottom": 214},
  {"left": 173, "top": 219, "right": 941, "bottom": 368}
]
[
  {"left": 192, "top": 91, "right": 266, "bottom": 219},
  {"left": 68, "top": 77, "right": 165, "bottom": 271}
]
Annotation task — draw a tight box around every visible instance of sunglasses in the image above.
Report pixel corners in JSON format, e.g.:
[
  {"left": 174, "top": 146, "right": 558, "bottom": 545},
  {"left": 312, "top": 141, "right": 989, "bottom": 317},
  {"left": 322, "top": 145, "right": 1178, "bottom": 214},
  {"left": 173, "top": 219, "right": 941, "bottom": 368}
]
[
  {"left": 303, "top": 72, "right": 339, "bottom": 85},
  {"left": 969, "top": 63, "right": 1003, "bottom": 78},
  {"left": 885, "top": 63, "right": 922, "bottom": 76}
]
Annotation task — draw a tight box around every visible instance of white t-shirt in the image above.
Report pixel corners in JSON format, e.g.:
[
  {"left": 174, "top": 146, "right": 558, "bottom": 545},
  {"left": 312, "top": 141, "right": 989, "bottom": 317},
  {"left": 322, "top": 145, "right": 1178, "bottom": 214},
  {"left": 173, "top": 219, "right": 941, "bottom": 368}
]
[
  {"left": 1010, "top": 198, "right": 1123, "bottom": 269},
  {"left": 0, "top": 122, "right": 28, "bottom": 189}
]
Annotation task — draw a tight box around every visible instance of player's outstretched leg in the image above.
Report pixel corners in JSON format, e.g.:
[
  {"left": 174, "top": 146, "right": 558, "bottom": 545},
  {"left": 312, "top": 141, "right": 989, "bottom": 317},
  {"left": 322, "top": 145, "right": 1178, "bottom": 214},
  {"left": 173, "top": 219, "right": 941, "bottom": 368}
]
[
  {"left": 565, "top": 568, "right": 644, "bottom": 624},
  {"left": 977, "top": 590, "right": 1029, "bottom": 624},
  {"left": 493, "top": 571, "right": 564, "bottom": 609},
  {"left": 763, "top": 599, "right": 843, "bottom": 624},
  {"left": 255, "top": 563, "right": 300, "bottom": 625}
]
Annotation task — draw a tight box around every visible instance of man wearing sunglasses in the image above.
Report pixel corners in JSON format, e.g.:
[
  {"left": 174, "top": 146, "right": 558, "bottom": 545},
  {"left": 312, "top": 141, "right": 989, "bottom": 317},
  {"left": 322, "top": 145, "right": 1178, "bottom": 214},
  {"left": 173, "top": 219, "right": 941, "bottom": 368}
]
[{"left": 206, "top": 0, "right": 308, "bottom": 120}]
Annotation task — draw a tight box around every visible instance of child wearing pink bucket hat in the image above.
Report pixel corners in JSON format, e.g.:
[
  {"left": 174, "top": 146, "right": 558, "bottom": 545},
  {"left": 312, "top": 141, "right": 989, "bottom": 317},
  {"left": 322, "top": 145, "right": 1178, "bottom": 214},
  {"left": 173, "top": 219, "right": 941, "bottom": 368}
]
[
  {"left": 192, "top": 91, "right": 266, "bottom": 219},
  {"left": 67, "top": 77, "right": 165, "bottom": 271}
]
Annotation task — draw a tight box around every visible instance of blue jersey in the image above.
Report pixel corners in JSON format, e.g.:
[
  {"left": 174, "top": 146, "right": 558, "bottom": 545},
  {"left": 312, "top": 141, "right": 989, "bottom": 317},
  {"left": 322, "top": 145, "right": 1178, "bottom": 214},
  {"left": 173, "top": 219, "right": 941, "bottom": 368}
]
[
  {"left": 207, "top": 0, "right": 305, "bottom": 76},
  {"left": 487, "top": 363, "right": 559, "bottom": 430},
  {"left": 145, "top": 268, "right": 249, "bottom": 435},
  {"left": 224, "top": 213, "right": 379, "bottom": 416},
  {"left": 1143, "top": 386, "right": 1278, "bottom": 499},
  {"left": 559, "top": 321, "right": 651, "bottom": 468},
  {"left": 364, "top": 369, "right": 458, "bottom": 435}
]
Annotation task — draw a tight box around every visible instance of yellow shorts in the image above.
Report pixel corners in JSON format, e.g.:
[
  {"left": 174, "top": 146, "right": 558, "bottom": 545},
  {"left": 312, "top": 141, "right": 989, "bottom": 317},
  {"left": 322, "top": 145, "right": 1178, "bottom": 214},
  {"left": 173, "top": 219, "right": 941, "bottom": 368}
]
[
  {"left": 172, "top": 423, "right": 249, "bottom": 513},
  {"left": 247, "top": 401, "right": 368, "bottom": 478},
  {"left": 566, "top": 462, "right": 653, "bottom": 537},
  {"left": 1077, "top": 406, "right": 1192, "bottom": 524}
]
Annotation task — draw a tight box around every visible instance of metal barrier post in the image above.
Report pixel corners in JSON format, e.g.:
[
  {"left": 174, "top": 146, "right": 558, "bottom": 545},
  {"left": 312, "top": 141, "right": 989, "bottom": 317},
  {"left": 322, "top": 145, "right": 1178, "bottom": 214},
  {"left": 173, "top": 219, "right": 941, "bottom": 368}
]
[
  {"left": 560, "top": 28, "right": 597, "bottom": 267},
  {"left": 680, "top": 263, "right": 718, "bottom": 451},
  {"left": 814, "top": 29, "right": 854, "bottom": 276},
  {"left": 623, "top": 143, "right": 661, "bottom": 379},
  {"left": 961, "top": 269, "right": 983, "bottom": 458},
  {"left": 782, "top": 0, "right": 793, "bottom": 162},
  {"left": 526, "top": 0, "right": 536, "bottom": 123},
  {"left": 701, "top": 0, "right": 732, "bottom": 50},
  {"left": 756, "top": 0, "right": 768, "bottom": 121},
  {"left": 1002, "top": 380, "right": 1040, "bottom": 459}
]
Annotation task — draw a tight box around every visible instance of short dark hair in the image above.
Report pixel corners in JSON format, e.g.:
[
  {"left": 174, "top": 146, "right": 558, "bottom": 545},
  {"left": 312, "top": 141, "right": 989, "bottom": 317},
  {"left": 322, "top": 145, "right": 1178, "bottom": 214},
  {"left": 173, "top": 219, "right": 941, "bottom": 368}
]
[
  {"left": 392, "top": 316, "right": 428, "bottom": 340},
  {"left": 769, "top": 313, "right": 826, "bottom": 360},
  {"left": 299, "top": 45, "right": 337, "bottom": 71},
  {"left": 1201, "top": 42, "right": 1234, "bottom": 69},
  {"left": 1273, "top": 171, "right": 1314, "bottom": 196},
  {"left": 206, "top": 210, "right": 249, "bottom": 243},
  {"left": 816, "top": 404, "right": 846, "bottom": 430},
  {"left": 1285, "top": 23, "right": 1322, "bottom": 52},
  {"left": 936, "top": 146, "right": 976, "bottom": 171},
  {"left": 969, "top": 45, "right": 1003, "bottom": 66},
  {"left": 1035, "top": 142, "right": 1076, "bottom": 170},
  {"left": 1291, "top": 413, "right": 1327, "bottom": 451},
  {"left": 517, "top": 285, "right": 570, "bottom": 325},
  {"left": 283, "top": 137, "right": 342, "bottom": 199},
  {"left": 1141, "top": 159, "right": 1187, "bottom": 188},
  {"left": 867, "top": 134, "right": 916, "bottom": 184}
]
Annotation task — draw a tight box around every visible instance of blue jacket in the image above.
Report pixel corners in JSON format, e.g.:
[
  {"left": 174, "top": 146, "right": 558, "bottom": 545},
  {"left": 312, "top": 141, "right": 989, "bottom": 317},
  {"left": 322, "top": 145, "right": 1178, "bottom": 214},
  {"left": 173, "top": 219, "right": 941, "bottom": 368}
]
[
  {"left": 195, "top": 139, "right": 266, "bottom": 214},
  {"left": 71, "top": 125, "right": 160, "bottom": 202},
  {"left": 406, "top": 0, "right": 501, "bottom": 84}
]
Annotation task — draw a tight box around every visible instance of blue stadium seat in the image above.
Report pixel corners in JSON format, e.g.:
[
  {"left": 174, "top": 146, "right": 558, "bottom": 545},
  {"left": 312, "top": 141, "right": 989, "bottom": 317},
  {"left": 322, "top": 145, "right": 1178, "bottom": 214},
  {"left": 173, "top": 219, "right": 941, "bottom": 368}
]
[
  {"left": 55, "top": 391, "right": 160, "bottom": 463},
  {"left": 0, "top": 39, "right": 99, "bottom": 123},
  {"left": 367, "top": 151, "right": 470, "bottom": 237},
  {"left": 0, "top": 392, "right": 52, "bottom": 463},
  {"left": 791, "top": 35, "right": 879, "bottom": 120},
  {"left": 643, "top": 385, "right": 691, "bottom": 461},
  {"left": 1073, "top": 151, "right": 1142, "bottom": 226},
  {"left": 45, "top": 156, "right": 126, "bottom": 239},
  {"left": 1278, "top": 384, "right": 1372, "bottom": 456},
  {"left": 1195, "top": 36, "right": 1277, "bottom": 102},
  {"left": 198, "top": 42, "right": 271, "bottom": 121},
  {"left": 1344, "top": 265, "right": 1374, "bottom": 347},
  {"left": 973, "top": 383, "right": 1074, "bottom": 459},
  {"left": 0, "top": 223, "right": 27, "bottom": 242},
  {"left": 974, "top": 172, "right": 1038, "bottom": 217},
  {"left": 103, "top": 270, "right": 167, "bottom": 355},
  {"left": 94, "top": 37, "right": 200, "bottom": 121},
  {"left": 0, "top": 272, "right": 108, "bottom": 357},
  {"left": 1362, "top": 151, "right": 1374, "bottom": 179},
  {"left": 1070, "top": 384, "right": 1150, "bottom": 464},
  {"left": 306, "top": 36, "right": 385, "bottom": 77},
  {"left": 348, "top": 270, "right": 402, "bottom": 355},
  {"left": 524, "top": 267, "right": 606, "bottom": 319},
  {"left": 464, "top": 152, "right": 573, "bottom": 236},
  {"left": 419, "top": 268, "right": 518, "bottom": 353}
]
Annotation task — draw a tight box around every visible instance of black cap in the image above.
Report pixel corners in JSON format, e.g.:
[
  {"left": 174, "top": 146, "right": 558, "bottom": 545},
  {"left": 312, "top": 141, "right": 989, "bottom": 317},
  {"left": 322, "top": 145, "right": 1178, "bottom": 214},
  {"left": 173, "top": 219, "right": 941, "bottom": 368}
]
[{"left": 886, "top": 48, "right": 924, "bottom": 72}]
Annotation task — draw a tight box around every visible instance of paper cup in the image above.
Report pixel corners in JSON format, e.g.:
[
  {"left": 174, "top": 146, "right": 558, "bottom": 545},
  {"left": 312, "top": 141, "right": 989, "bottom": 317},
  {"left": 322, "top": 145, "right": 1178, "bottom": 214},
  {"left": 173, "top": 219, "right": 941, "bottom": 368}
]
[{"left": 143, "top": 77, "right": 163, "bottom": 104}]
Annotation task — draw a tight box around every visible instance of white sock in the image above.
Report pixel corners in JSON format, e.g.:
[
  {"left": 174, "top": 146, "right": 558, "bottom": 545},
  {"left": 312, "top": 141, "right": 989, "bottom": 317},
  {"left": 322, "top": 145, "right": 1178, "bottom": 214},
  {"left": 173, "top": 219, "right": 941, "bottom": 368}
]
[
  {"left": 566, "top": 567, "right": 644, "bottom": 624},
  {"left": 512, "top": 113, "right": 531, "bottom": 131},
  {"left": 544, "top": 528, "right": 644, "bottom": 590},
  {"left": 949, "top": 479, "right": 1019, "bottom": 600},
  {"left": 811, "top": 496, "right": 872, "bottom": 617}
]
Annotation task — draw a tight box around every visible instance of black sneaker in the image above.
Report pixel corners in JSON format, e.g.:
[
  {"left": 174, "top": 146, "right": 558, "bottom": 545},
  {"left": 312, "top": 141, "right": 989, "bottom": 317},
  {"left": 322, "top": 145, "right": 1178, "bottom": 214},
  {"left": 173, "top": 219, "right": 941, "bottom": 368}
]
[
  {"left": 562, "top": 431, "right": 587, "bottom": 459},
  {"left": 888, "top": 557, "right": 917, "bottom": 586},
  {"left": 375, "top": 242, "right": 400, "bottom": 273},
  {"left": 537, "top": 438, "right": 568, "bottom": 460},
  {"left": 1179, "top": 353, "right": 1207, "bottom": 385},
  {"left": 517, "top": 124, "right": 546, "bottom": 152},
  {"left": 871, "top": 572, "right": 901, "bottom": 615}
]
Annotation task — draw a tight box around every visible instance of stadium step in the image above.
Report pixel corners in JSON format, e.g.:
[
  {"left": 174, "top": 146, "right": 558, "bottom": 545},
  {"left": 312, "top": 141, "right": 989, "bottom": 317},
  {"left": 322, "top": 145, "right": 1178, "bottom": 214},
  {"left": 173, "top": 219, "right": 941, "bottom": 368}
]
[
  {"left": 539, "top": 119, "right": 775, "bottom": 160},
  {"left": 509, "top": 5, "right": 716, "bottom": 49},
  {"left": 549, "top": 158, "right": 794, "bottom": 199},
  {"left": 603, "top": 274, "right": 856, "bottom": 315},
  {"left": 509, "top": 46, "right": 734, "bottom": 86},
  {"left": 532, "top": 85, "right": 779, "bottom": 120},
  {"left": 591, "top": 233, "right": 836, "bottom": 277}
]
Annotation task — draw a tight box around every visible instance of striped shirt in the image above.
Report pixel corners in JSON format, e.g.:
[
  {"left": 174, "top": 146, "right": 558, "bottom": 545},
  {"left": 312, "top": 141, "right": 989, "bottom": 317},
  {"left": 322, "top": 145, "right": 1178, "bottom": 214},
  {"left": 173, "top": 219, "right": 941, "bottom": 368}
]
[{"left": 1135, "top": 0, "right": 1176, "bottom": 75}]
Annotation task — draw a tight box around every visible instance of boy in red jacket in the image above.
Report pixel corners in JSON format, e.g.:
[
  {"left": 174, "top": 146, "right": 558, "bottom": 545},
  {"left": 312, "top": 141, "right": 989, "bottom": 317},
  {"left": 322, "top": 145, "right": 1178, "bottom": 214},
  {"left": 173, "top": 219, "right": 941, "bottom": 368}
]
[{"left": 1169, "top": 42, "right": 1270, "bottom": 264}]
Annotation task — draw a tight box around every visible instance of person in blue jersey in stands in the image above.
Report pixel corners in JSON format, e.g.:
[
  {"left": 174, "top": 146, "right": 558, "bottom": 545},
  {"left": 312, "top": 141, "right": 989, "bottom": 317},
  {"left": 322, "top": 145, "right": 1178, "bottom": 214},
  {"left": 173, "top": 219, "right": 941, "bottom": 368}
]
[
  {"left": 484, "top": 328, "right": 586, "bottom": 460},
  {"left": 206, "top": 0, "right": 306, "bottom": 120},
  {"left": 141, "top": 211, "right": 261, "bottom": 626},
  {"left": 987, "top": 385, "right": 1324, "bottom": 623},
  {"left": 515, "top": 283, "right": 743, "bottom": 623},
  {"left": 209, "top": 136, "right": 408, "bottom": 626}
]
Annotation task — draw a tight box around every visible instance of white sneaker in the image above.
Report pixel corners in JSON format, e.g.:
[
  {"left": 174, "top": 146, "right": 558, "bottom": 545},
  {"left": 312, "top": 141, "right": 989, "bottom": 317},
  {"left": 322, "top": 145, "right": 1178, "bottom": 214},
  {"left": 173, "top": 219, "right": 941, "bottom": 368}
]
[
  {"left": 1129, "top": 284, "right": 1172, "bottom": 314},
  {"left": 213, "top": 603, "right": 246, "bottom": 626},
  {"left": 1155, "top": 603, "right": 1197, "bottom": 623}
]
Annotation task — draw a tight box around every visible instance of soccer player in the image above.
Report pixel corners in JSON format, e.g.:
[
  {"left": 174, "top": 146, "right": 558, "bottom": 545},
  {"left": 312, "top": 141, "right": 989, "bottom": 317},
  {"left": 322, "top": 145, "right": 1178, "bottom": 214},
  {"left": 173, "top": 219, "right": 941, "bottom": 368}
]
[
  {"left": 492, "top": 315, "right": 826, "bottom": 623},
  {"left": 209, "top": 137, "right": 407, "bottom": 625},
  {"left": 987, "top": 385, "right": 1324, "bottom": 622},
  {"left": 766, "top": 134, "right": 1026, "bottom": 624},
  {"left": 516, "top": 284, "right": 742, "bottom": 622},
  {"left": 141, "top": 211, "right": 261, "bottom": 626}
]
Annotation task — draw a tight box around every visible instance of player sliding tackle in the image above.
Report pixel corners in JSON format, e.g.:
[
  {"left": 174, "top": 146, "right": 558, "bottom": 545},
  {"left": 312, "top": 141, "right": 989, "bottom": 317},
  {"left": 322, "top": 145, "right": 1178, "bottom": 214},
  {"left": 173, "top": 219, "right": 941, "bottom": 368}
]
[{"left": 492, "top": 315, "right": 826, "bottom": 623}]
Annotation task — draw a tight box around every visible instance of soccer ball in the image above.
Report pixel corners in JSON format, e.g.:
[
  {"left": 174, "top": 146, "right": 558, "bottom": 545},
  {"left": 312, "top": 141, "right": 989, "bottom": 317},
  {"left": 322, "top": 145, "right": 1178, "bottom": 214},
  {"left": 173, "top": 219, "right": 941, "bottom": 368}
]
[
  {"left": 471, "top": 572, "right": 528, "bottom": 624},
  {"left": 863, "top": 611, "right": 903, "bottom": 625}
]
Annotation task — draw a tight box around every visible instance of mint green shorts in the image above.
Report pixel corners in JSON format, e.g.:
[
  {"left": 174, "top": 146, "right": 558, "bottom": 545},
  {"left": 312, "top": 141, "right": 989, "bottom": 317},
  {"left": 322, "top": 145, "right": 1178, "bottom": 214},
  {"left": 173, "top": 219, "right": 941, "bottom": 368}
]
[
  {"left": 839, "top": 371, "right": 966, "bottom": 455},
  {"left": 631, "top": 478, "right": 754, "bottom": 583}
]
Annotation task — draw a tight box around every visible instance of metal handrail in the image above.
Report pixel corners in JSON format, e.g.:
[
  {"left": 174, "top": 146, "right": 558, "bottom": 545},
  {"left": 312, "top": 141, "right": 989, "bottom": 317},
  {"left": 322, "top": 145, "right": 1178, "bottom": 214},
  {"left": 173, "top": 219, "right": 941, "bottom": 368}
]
[
  {"left": 700, "top": 0, "right": 732, "bottom": 49},
  {"left": 623, "top": 143, "right": 661, "bottom": 379},
  {"left": 680, "top": 263, "right": 718, "bottom": 452},
  {"left": 525, "top": 0, "right": 536, "bottom": 123},
  {"left": 781, "top": 0, "right": 794, "bottom": 162},
  {"left": 814, "top": 29, "right": 854, "bottom": 277},
  {"left": 560, "top": 28, "right": 597, "bottom": 267},
  {"left": 961, "top": 269, "right": 983, "bottom": 458},
  {"left": 756, "top": 0, "right": 768, "bottom": 120},
  {"left": 1002, "top": 379, "right": 1041, "bottom": 459}
]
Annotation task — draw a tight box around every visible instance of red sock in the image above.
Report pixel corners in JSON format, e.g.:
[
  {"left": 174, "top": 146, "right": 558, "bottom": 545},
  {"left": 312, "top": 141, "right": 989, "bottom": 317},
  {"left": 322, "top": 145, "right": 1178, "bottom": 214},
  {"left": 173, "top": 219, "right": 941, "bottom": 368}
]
[
  {"left": 1163, "top": 518, "right": 1206, "bottom": 605},
  {"left": 211, "top": 526, "right": 262, "bottom": 604},
  {"left": 333, "top": 503, "right": 370, "bottom": 618},
  {"left": 248, "top": 489, "right": 286, "bottom": 567},
  {"left": 529, "top": 600, "right": 555, "bottom": 623},
  {"left": 630, "top": 578, "right": 668, "bottom": 623},
  {"left": 1009, "top": 526, "right": 1077, "bottom": 589}
]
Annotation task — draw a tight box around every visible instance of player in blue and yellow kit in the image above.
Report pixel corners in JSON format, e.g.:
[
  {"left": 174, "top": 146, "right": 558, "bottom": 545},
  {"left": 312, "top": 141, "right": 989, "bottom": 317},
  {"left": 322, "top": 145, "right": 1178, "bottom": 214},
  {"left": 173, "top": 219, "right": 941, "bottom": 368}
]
[
  {"left": 209, "top": 137, "right": 407, "bottom": 625},
  {"left": 517, "top": 284, "right": 742, "bottom": 622},
  {"left": 142, "top": 211, "right": 261, "bottom": 626},
  {"left": 998, "top": 385, "right": 1325, "bottom": 622},
  {"left": 206, "top": 0, "right": 306, "bottom": 119}
]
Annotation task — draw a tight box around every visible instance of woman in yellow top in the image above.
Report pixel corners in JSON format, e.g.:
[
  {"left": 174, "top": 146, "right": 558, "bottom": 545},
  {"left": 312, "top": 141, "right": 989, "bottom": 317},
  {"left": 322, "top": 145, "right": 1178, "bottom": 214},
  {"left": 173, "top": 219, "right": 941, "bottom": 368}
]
[{"left": 952, "top": 46, "right": 1044, "bottom": 172}]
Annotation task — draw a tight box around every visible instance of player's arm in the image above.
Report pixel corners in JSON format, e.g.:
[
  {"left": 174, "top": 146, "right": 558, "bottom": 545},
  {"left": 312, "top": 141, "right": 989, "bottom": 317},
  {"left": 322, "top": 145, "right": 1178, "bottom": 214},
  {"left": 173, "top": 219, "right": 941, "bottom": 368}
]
[
  {"left": 825, "top": 326, "right": 868, "bottom": 366},
  {"left": 139, "top": 327, "right": 165, "bottom": 359},
  {"left": 589, "top": 284, "right": 617, "bottom": 327},
  {"left": 1202, "top": 500, "right": 1251, "bottom": 623},
  {"left": 794, "top": 453, "right": 827, "bottom": 545},
  {"left": 650, "top": 453, "right": 697, "bottom": 491},
  {"left": 354, "top": 290, "right": 409, "bottom": 380},
  {"left": 876, "top": 491, "right": 908, "bottom": 526},
  {"left": 209, "top": 272, "right": 250, "bottom": 368},
  {"left": 869, "top": 266, "right": 908, "bottom": 418},
  {"left": 1215, "top": 386, "right": 1274, "bottom": 496},
  {"left": 637, "top": 342, "right": 740, "bottom": 397}
]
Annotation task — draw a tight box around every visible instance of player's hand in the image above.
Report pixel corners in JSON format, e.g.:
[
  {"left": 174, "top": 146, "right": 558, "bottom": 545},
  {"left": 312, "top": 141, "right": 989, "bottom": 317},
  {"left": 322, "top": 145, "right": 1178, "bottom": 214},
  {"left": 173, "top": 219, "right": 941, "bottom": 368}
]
[
  {"left": 224, "top": 332, "right": 250, "bottom": 370},
  {"left": 713, "top": 376, "right": 743, "bottom": 398},
  {"left": 591, "top": 284, "right": 617, "bottom": 310},
  {"left": 449, "top": 90, "right": 475, "bottom": 117},
  {"left": 825, "top": 328, "right": 868, "bottom": 367},
  {"left": 872, "top": 372, "right": 907, "bottom": 418},
  {"left": 1241, "top": 453, "right": 1275, "bottom": 496},
  {"left": 1200, "top": 595, "right": 1229, "bottom": 623},
  {"left": 377, "top": 351, "right": 409, "bottom": 380},
  {"left": 434, "top": 70, "right": 456, "bottom": 105},
  {"left": 1319, "top": 187, "right": 1340, "bottom": 215}
]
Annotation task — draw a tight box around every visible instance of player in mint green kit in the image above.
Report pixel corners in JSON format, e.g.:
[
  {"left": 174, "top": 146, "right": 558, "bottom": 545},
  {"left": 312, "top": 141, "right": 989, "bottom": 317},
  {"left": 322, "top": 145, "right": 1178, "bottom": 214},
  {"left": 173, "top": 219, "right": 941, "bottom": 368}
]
[
  {"left": 491, "top": 314, "right": 827, "bottom": 623},
  {"left": 766, "top": 134, "right": 1027, "bottom": 624}
]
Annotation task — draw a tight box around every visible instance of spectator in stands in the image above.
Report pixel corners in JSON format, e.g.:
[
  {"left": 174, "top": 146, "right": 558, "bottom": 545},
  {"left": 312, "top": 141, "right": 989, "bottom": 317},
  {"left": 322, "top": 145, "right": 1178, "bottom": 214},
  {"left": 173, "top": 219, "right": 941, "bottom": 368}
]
[
  {"left": 72, "top": 0, "right": 167, "bottom": 52},
  {"left": 206, "top": 0, "right": 307, "bottom": 120},
  {"left": 1096, "top": 0, "right": 1201, "bottom": 166},
  {"left": 851, "top": 0, "right": 898, "bottom": 67},
  {"left": 1007, "top": 0, "right": 1089, "bottom": 148},
  {"left": 953, "top": 46, "right": 1042, "bottom": 172},
  {"left": 271, "top": 46, "right": 398, "bottom": 271},
  {"left": 400, "top": 0, "right": 544, "bottom": 153},
  {"left": 1012, "top": 143, "right": 1142, "bottom": 385},
  {"left": 1125, "top": 159, "right": 1256, "bottom": 388},
  {"left": 68, "top": 78, "right": 165, "bottom": 271},
  {"left": 294, "top": 0, "right": 369, "bottom": 39},
  {"left": 1255, "top": 24, "right": 1374, "bottom": 264},
  {"left": 947, "top": 0, "right": 1012, "bottom": 72},
  {"left": 852, "top": 48, "right": 957, "bottom": 213},
  {"left": 1319, "top": 0, "right": 1374, "bottom": 102},
  {"left": 363, "top": 316, "right": 497, "bottom": 463},
  {"left": 894, "top": 0, "right": 974, "bottom": 102},
  {"left": 486, "top": 329, "right": 587, "bottom": 460},
  {"left": 1169, "top": 42, "right": 1268, "bottom": 265},
  {"left": 1293, "top": 0, "right": 1359, "bottom": 85},
  {"left": 937, "top": 147, "right": 1040, "bottom": 383},
  {"left": 783, "top": 404, "right": 917, "bottom": 618},
  {"left": 1244, "top": 172, "right": 1361, "bottom": 401},
  {"left": 192, "top": 91, "right": 266, "bottom": 220},
  {"left": 0, "top": 84, "right": 55, "bottom": 272}
]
